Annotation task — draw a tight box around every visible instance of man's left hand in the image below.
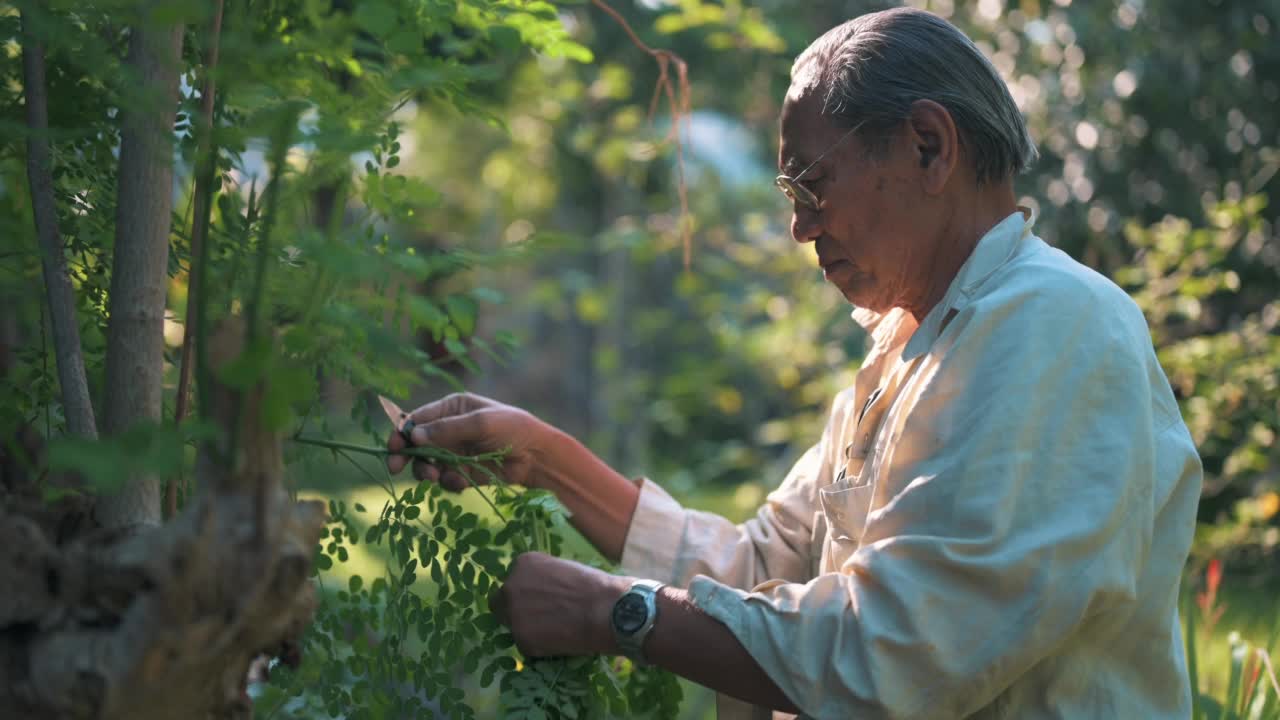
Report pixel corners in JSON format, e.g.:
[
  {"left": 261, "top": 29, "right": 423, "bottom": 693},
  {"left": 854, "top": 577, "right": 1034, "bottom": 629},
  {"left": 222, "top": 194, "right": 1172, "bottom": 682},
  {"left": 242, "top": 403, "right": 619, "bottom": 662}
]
[{"left": 489, "top": 552, "right": 631, "bottom": 658}]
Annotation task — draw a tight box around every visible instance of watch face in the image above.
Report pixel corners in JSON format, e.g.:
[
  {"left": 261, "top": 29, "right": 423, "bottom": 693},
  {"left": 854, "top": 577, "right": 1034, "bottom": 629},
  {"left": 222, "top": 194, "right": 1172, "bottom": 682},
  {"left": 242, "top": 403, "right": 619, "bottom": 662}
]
[{"left": 612, "top": 593, "right": 649, "bottom": 635}]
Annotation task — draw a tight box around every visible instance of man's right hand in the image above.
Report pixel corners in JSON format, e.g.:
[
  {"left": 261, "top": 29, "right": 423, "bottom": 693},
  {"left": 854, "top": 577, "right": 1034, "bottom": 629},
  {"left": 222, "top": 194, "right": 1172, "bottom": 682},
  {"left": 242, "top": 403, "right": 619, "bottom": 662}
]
[
  {"left": 386, "top": 391, "right": 641, "bottom": 563},
  {"left": 385, "top": 392, "right": 551, "bottom": 492}
]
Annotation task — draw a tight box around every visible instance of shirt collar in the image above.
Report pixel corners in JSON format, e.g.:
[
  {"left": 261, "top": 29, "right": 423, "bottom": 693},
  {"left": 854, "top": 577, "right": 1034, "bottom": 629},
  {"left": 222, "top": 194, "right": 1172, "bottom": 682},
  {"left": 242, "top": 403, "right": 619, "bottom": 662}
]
[{"left": 849, "top": 206, "right": 1036, "bottom": 360}]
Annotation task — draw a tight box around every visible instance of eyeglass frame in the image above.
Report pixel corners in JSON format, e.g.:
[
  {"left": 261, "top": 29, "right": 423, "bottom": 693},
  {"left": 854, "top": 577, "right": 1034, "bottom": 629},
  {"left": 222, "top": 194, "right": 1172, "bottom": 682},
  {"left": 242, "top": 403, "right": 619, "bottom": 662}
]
[{"left": 774, "top": 121, "right": 868, "bottom": 212}]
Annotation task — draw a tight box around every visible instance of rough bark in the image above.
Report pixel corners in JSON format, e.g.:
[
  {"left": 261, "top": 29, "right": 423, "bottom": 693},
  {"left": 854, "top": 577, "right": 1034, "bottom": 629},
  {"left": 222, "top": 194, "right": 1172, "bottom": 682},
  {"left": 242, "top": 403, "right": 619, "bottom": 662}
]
[
  {"left": 0, "top": 319, "right": 327, "bottom": 720},
  {"left": 97, "top": 17, "right": 185, "bottom": 529},
  {"left": 21, "top": 11, "right": 98, "bottom": 440},
  {"left": 2, "top": 9, "right": 327, "bottom": 719},
  {"left": 170, "top": 0, "right": 226, "bottom": 519}
]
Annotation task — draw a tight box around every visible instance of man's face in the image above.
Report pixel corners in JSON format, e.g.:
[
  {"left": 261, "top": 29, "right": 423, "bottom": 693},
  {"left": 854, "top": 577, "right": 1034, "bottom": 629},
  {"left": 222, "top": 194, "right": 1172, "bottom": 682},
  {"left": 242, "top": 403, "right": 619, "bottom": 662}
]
[{"left": 778, "top": 89, "right": 937, "bottom": 313}]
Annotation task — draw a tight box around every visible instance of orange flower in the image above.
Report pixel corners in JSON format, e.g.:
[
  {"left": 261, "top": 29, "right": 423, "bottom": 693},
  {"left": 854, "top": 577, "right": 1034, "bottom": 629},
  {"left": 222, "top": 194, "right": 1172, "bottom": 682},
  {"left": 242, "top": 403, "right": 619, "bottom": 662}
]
[
  {"left": 1258, "top": 492, "right": 1280, "bottom": 521},
  {"left": 1196, "top": 558, "right": 1226, "bottom": 633}
]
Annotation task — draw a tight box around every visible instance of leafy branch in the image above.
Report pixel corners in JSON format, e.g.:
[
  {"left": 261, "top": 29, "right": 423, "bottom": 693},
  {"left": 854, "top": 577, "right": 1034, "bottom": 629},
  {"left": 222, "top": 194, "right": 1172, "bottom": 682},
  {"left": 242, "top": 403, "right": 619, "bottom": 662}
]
[
  {"left": 280, "top": 426, "right": 682, "bottom": 718},
  {"left": 291, "top": 433, "right": 507, "bottom": 466}
]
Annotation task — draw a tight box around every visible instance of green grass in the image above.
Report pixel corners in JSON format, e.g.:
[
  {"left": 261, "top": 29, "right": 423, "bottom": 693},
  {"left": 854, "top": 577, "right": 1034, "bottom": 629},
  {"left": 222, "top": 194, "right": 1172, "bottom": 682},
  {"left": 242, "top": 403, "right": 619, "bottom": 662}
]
[{"left": 1186, "top": 572, "right": 1280, "bottom": 719}]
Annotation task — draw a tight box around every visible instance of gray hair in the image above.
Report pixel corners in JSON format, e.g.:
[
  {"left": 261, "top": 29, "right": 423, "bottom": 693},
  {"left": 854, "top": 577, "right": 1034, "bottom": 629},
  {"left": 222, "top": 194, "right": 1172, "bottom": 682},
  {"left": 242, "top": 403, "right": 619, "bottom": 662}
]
[{"left": 792, "top": 7, "right": 1038, "bottom": 184}]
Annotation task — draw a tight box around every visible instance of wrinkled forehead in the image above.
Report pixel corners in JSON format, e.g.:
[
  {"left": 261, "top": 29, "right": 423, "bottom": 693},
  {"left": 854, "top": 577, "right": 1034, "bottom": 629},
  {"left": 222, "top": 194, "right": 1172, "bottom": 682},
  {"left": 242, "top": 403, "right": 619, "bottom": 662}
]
[{"left": 778, "top": 83, "right": 840, "bottom": 176}]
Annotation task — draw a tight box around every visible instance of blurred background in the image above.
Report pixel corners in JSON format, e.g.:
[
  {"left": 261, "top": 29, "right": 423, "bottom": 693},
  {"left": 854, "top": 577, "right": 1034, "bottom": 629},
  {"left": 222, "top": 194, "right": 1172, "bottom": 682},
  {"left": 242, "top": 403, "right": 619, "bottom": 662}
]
[{"left": 308, "top": 0, "right": 1280, "bottom": 710}]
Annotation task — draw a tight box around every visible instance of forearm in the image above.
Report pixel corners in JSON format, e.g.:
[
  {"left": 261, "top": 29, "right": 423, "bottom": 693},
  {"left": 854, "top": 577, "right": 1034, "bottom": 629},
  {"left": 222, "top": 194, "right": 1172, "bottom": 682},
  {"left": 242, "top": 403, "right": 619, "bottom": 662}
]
[
  {"left": 523, "top": 429, "right": 797, "bottom": 711},
  {"left": 605, "top": 583, "right": 800, "bottom": 713},
  {"left": 533, "top": 425, "right": 640, "bottom": 564}
]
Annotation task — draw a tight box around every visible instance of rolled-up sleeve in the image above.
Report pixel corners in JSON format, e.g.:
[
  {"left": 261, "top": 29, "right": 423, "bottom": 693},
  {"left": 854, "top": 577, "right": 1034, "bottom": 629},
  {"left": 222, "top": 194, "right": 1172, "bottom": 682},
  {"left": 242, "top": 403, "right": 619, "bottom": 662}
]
[
  {"left": 619, "top": 396, "right": 848, "bottom": 590},
  {"left": 616, "top": 478, "right": 689, "bottom": 585},
  {"left": 684, "top": 276, "right": 1199, "bottom": 718}
]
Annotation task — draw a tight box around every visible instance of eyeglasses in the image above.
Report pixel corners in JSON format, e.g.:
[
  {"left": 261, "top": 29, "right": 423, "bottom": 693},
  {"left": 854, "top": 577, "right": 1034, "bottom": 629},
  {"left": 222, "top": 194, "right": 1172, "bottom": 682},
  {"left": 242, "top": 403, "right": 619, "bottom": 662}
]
[{"left": 774, "top": 122, "right": 865, "bottom": 212}]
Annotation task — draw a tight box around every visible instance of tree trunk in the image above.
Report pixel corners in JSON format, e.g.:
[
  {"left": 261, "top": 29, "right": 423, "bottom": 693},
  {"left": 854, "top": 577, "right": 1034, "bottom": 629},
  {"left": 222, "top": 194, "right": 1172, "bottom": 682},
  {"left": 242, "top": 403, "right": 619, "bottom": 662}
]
[
  {"left": 97, "top": 17, "right": 185, "bottom": 529},
  {"left": 21, "top": 11, "right": 98, "bottom": 440},
  {"left": 2, "top": 319, "right": 326, "bottom": 720}
]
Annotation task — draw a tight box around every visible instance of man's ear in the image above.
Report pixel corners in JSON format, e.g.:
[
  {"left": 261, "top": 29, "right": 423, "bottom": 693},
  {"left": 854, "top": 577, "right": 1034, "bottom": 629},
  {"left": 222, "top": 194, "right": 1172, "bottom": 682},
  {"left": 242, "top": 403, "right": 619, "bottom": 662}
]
[{"left": 907, "top": 99, "right": 959, "bottom": 195}]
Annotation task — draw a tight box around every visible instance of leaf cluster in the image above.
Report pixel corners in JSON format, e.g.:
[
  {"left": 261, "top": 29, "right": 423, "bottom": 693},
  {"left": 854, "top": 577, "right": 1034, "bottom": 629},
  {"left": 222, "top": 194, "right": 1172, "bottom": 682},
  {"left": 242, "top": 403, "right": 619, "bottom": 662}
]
[{"left": 261, "top": 451, "right": 681, "bottom": 719}]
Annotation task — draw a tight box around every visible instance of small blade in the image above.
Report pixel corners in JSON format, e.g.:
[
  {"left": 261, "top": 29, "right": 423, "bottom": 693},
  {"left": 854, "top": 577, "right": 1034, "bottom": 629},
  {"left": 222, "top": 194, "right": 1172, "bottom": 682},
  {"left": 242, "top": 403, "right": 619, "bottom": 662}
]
[{"left": 378, "top": 395, "right": 414, "bottom": 439}]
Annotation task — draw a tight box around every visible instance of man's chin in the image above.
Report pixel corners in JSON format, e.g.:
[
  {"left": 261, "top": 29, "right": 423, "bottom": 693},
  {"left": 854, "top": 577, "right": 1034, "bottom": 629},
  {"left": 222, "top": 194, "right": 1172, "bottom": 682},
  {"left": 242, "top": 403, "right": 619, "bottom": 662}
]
[
  {"left": 835, "top": 282, "right": 889, "bottom": 313},
  {"left": 824, "top": 263, "right": 864, "bottom": 296},
  {"left": 821, "top": 264, "right": 890, "bottom": 310}
]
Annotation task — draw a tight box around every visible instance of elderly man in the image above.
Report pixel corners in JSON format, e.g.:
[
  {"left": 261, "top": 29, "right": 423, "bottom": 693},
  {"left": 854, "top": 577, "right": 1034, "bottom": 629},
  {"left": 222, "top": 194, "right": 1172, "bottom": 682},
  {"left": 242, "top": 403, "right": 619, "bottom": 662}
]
[{"left": 387, "top": 7, "right": 1202, "bottom": 718}]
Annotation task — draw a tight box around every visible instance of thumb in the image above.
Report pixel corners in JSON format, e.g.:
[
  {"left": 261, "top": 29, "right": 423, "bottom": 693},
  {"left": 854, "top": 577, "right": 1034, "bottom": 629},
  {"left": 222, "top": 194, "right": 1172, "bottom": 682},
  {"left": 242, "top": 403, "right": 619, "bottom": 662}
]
[{"left": 410, "top": 409, "right": 495, "bottom": 453}]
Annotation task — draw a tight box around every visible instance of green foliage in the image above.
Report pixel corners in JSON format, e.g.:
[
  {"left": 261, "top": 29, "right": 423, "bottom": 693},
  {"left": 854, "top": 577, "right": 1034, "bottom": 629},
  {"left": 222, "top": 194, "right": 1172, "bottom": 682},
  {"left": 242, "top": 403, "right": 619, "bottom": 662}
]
[
  {"left": 258, "top": 454, "right": 681, "bottom": 719},
  {"left": 1115, "top": 195, "right": 1280, "bottom": 561},
  {"left": 6, "top": 0, "right": 681, "bottom": 716},
  {"left": 1184, "top": 562, "right": 1280, "bottom": 720},
  {"left": 652, "top": 0, "right": 785, "bottom": 52},
  {"left": 43, "top": 420, "right": 212, "bottom": 495}
]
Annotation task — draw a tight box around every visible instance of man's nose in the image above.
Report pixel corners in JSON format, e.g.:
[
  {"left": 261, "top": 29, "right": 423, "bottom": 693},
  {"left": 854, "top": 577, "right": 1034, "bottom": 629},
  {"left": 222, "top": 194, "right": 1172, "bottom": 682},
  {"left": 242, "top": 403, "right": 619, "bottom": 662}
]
[{"left": 791, "top": 206, "right": 822, "bottom": 244}]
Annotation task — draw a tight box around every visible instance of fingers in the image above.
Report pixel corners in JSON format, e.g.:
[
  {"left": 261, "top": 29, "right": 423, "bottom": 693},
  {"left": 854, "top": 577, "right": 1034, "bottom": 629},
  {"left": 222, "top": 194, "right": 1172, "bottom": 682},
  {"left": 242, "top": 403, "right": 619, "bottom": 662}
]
[
  {"left": 388, "top": 396, "right": 489, "bottom": 475},
  {"left": 411, "top": 458, "right": 440, "bottom": 484},
  {"left": 393, "top": 403, "right": 508, "bottom": 491},
  {"left": 412, "top": 458, "right": 477, "bottom": 493},
  {"left": 440, "top": 469, "right": 471, "bottom": 492},
  {"left": 410, "top": 409, "right": 493, "bottom": 455},
  {"left": 406, "top": 391, "right": 491, "bottom": 427},
  {"left": 411, "top": 457, "right": 484, "bottom": 494},
  {"left": 386, "top": 429, "right": 409, "bottom": 474}
]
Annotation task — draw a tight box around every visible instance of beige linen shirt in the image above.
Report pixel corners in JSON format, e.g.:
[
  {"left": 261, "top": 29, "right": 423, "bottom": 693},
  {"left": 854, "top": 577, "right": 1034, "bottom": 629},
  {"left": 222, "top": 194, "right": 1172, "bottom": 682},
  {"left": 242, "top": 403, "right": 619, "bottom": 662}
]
[{"left": 619, "top": 210, "right": 1203, "bottom": 719}]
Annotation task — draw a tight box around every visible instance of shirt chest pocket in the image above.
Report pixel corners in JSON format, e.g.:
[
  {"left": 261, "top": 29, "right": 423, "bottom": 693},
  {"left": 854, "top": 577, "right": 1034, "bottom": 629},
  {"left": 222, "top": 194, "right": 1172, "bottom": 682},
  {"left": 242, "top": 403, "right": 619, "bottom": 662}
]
[
  {"left": 817, "top": 354, "right": 922, "bottom": 569},
  {"left": 819, "top": 476, "right": 876, "bottom": 569}
]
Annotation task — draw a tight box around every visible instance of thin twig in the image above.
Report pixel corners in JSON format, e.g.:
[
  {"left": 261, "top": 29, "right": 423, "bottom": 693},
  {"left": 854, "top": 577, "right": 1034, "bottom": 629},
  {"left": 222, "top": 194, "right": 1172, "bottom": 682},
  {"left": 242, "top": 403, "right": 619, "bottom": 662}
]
[
  {"left": 245, "top": 110, "right": 294, "bottom": 347},
  {"left": 1258, "top": 649, "right": 1280, "bottom": 703},
  {"left": 291, "top": 434, "right": 507, "bottom": 466},
  {"left": 21, "top": 8, "right": 98, "bottom": 439},
  {"left": 224, "top": 139, "right": 281, "bottom": 467},
  {"left": 458, "top": 463, "right": 508, "bottom": 523},
  {"left": 234, "top": 109, "right": 295, "bottom": 546},
  {"left": 223, "top": 178, "right": 257, "bottom": 313},
  {"left": 40, "top": 298, "right": 49, "bottom": 441},
  {"left": 294, "top": 395, "right": 321, "bottom": 438},
  {"left": 589, "top": 0, "right": 693, "bottom": 267},
  {"left": 299, "top": 434, "right": 511, "bottom": 521},
  {"left": 334, "top": 447, "right": 395, "bottom": 498},
  {"left": 170, "top": 0, "right": 226, "bottom": 519},
  {"left": 379, "top": 459, "right": 397, "bottom": 507}
]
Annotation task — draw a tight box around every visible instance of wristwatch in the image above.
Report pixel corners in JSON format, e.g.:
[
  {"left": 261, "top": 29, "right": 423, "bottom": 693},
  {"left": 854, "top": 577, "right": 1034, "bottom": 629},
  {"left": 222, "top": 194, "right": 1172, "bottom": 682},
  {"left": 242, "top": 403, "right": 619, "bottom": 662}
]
[{"left": 611, "top": 579, "right": 666, "bottom": 665}]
